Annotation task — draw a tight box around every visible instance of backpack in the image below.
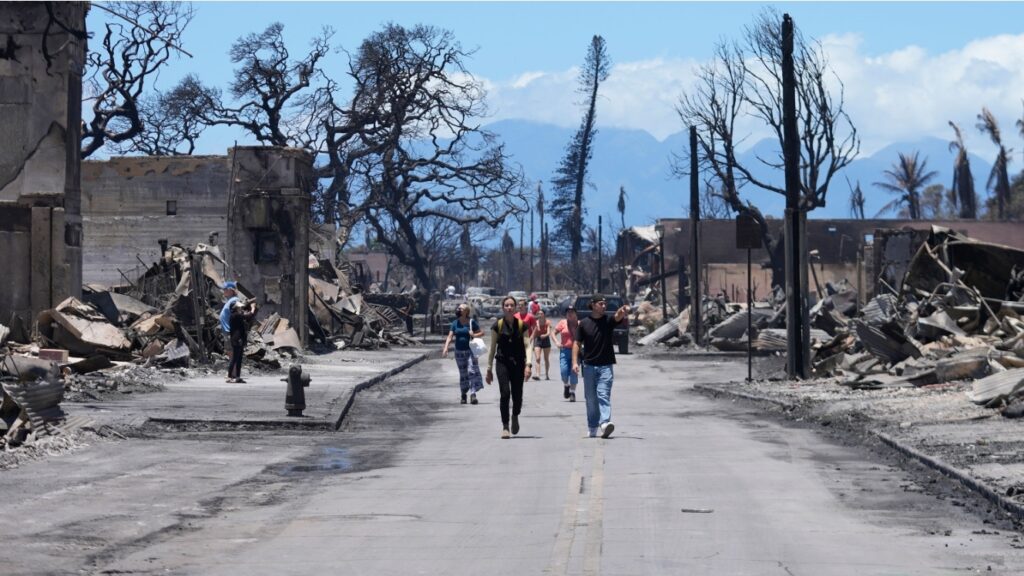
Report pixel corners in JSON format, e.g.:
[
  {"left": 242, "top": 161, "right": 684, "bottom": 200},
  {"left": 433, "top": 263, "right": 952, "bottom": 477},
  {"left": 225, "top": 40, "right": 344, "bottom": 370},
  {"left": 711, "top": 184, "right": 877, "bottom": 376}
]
[{"left": 496, "top": 317, "right": 524, "bottom": 338}]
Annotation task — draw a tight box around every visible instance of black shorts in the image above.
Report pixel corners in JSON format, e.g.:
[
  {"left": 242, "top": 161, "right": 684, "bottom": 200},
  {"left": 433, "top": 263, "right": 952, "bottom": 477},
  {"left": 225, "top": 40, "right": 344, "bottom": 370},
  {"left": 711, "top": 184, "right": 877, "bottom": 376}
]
[{"left": 536, "top": 336, "right": 551, "bottom": 349}]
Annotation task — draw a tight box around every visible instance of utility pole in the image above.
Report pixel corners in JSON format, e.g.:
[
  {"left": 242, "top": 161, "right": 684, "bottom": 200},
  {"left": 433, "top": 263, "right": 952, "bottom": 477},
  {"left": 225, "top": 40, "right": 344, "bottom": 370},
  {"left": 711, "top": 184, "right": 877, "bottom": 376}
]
[
  {"left": 519, "top": 219, "right": 524, "bottom": 263},
  {"left": 543, "top": 222, "right": 550, "bottom": 291},
  {"left": 783, "top": 13, "right": 810, "bottom": 379},
  {"left": 529, "top": 207, "right": 535, "bottom": 293},
  {"left": 689, "top": 126, "right": 702, "bottom": 345},
  {"left": 597, "top": 215, "right": 603, "bottom": 293}
]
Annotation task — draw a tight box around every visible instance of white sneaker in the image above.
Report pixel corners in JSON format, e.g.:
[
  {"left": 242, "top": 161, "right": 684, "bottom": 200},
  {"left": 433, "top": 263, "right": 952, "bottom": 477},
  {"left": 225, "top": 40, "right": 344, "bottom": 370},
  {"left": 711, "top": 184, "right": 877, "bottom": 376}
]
[{"left": 600, "top": 422, "right": 615, "bottom": 439}]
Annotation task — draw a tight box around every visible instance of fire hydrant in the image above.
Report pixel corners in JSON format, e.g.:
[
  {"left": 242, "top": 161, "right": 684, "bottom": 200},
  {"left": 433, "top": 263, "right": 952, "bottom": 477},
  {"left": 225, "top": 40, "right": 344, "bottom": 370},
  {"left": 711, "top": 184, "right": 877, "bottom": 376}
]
[{"left": 284, "top": 364, "right": 311, "bottom": 417}]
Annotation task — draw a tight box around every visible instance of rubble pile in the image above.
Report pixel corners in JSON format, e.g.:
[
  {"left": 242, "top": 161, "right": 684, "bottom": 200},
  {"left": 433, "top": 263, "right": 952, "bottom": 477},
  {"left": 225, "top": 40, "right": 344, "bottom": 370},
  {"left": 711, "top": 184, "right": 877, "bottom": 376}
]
[
  {"left": 682, "top": 227, "right": 1024, "bottom": 410},
  {"left": 307, "top": 257, "right": 420, "bottom": 349},
  {"left": 0, "top": 243, "right": 421, "bottom": 449}
]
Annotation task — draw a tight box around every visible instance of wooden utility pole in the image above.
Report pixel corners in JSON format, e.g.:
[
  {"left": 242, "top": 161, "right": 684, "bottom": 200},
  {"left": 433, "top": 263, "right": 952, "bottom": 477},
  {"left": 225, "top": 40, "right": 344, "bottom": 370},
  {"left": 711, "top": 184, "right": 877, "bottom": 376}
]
[
  {"left": 689, "top": 126, "right": 702, "bottom": 345},
  {"left": 529, "top": 207, "right": 535, "bottom": 292},
  {"left": 783, "top": 13, "right": 810, "bottom": 379},
  {"left": 596, "top": 215, "right": 603, "bottom": 292},
  {"left": 543, "top": 222, "right": 550, "bottom": 291}
]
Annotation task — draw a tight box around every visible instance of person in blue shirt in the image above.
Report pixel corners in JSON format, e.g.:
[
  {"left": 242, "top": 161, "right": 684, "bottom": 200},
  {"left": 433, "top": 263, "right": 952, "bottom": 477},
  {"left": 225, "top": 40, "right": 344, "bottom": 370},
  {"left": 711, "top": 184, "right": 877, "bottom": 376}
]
[
  {"left": 441, "top": 303, "right": 485, "bottom": 404},
  {"left": 220, "top": 281, "right": 240, "bottom": 381}
]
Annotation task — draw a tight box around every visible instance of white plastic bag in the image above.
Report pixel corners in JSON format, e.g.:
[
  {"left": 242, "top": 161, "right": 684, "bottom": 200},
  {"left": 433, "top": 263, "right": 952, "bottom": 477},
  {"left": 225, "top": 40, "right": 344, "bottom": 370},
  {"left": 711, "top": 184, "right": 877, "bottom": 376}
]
[{"left": 470, "top": 337, "right": 487, "bottom": 357}]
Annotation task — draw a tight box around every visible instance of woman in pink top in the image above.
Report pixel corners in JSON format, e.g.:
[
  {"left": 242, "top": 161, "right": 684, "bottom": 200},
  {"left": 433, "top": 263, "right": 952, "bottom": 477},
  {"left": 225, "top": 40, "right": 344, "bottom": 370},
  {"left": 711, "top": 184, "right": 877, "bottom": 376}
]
[{"left": 554, "top": 306, "right": 579, "bottom": 402}]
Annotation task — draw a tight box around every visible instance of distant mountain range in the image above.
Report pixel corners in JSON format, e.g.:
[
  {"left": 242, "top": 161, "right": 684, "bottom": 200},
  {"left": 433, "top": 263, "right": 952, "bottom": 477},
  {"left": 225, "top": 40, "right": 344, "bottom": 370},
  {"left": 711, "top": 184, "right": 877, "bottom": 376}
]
[{"left": 486, "top": 119, "right": 997, "bottom": 227}]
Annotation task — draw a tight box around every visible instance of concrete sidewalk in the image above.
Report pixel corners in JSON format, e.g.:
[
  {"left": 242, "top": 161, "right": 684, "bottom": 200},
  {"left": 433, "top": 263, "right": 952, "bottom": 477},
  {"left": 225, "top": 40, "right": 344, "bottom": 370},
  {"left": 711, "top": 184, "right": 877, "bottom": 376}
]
[
  {"left": 66, "top": 347, "right": 434, "bottom": 431},
  {"left": 695, "top": 375, "right": 1024, "bottom": 524}
]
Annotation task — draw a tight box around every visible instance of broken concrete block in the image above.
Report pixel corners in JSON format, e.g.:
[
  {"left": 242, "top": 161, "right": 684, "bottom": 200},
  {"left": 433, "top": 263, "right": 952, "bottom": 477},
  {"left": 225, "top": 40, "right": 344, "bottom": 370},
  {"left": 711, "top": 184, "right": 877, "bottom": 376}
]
[{"left": 38, "top": 349, "right": 69, "bottom": 363}]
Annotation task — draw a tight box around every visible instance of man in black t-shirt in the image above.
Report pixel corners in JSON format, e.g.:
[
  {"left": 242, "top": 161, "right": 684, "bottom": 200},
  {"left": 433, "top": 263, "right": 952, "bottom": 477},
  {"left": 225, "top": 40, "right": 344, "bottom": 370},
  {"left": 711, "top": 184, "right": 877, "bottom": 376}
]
[{"left": 572, "top": 293, "right": 630, "bottom": 438}]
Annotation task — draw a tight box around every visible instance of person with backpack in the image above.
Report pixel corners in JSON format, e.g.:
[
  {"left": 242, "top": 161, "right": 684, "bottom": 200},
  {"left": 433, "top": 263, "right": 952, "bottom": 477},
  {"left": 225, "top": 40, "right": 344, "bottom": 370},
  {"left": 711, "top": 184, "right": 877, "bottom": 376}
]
[
  {"left": 442, "top": 303, "right": 485, "bottom": 405},
  {"left": 485, "top": 296, "right": 534, "bottom": 439}
]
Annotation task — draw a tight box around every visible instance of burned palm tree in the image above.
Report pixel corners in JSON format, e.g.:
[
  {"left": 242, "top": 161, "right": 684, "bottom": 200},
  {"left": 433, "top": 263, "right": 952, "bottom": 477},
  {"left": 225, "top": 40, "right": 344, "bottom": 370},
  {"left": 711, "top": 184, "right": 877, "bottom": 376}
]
[
  {"left": 846, "top": 177, "right": 865, "bottom": 219},
  {"left": 977, "top": 107, "right": 1012, "bottom": 220},
  {"left": 948, "top": 121, "right": 977, "bottom": 219},
  {"left": 617, "top": 186, "right": 628, "bottom": 229},
  {"left": 1016, "top": 99, "right": 1024, "bottom": 167},
  {"left": 873, "top": 152, "right": 937, "bottom": 220}
]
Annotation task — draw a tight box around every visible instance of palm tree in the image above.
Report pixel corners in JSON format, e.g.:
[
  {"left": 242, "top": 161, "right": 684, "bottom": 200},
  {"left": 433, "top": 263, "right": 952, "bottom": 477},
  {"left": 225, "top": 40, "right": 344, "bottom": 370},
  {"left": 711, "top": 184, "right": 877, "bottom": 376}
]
[
  {"left": 977, "top": 107, "right": 1012, "bottom": 220},
  {"left": 846, "top": 176, "right": 865, "bottom": 219},
  {"left": 617, "top": 185, "right": 627, "bottom": 229},
  {"left": 1016, "top": 99, "right": 1024, "bottom": 167},
  {"left": 948, "top": 121, "right": 977, "bottom": 219},
  {"left": 873, "top": 152, "right": 937, "bottom": 220}
]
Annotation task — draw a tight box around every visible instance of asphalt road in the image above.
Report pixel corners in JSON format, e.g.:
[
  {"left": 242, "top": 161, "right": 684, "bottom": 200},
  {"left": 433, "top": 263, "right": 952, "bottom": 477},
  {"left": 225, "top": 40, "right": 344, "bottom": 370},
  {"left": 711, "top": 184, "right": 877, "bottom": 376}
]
[{"left": 7, "top": 354, "right": 1024, "bottom": 575}]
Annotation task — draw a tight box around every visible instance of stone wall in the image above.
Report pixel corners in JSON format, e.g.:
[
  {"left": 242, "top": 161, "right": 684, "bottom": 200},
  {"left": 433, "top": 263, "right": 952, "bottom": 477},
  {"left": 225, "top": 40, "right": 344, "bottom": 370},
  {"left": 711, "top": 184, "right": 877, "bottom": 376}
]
[
  {"left": 0, "top": 2, "right": 86, "bottom": 328},
  {"left": 81, "top": 156, "right": 230, "bottom": 285}
]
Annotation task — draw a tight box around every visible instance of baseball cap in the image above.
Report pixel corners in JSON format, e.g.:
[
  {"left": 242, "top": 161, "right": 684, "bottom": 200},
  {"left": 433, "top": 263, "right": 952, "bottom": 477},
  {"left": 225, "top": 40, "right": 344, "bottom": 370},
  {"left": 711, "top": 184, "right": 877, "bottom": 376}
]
[
  {"left": 222, "top": 281, "right": 237, "bottom": 290},
  {"left": 590, "top": 293, "right": 606, "bottom": 303}
]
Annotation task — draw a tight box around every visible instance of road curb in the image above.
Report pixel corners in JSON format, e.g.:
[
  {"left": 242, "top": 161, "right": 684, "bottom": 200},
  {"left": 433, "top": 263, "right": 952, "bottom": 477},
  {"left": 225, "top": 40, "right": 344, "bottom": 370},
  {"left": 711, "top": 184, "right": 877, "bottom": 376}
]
[
  {"left": 147, "top": 352, "right": 431, "bottom": 431},
  {"left": 694, "top": 382, "right": 1024, "bottom": 523},
  {"left": 333, "top": 352, "right": 430, "bottom": 430}
]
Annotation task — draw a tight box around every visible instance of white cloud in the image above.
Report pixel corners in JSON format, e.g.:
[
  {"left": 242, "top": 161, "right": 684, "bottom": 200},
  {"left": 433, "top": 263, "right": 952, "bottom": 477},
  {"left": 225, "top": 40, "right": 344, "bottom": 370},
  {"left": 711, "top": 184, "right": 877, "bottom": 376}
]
[{"left": 479, "top": 32, "right": 1024, "bottom": 157}]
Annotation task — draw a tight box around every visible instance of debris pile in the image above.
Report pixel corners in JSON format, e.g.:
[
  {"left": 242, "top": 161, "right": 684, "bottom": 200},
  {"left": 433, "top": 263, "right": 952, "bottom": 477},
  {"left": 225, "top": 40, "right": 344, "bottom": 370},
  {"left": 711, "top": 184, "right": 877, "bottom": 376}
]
[
  {"left": 636, "top": 226, "right": 1024, "bottom": 410},
  {"left": 307, "top": 257, "right": 419, "bottom": 349},
  {"left": 665, "top": 227, "right": 1024, "bottom": 409},
  {"left": 0, "top": 242, "right": 423, "bottom": 450}
]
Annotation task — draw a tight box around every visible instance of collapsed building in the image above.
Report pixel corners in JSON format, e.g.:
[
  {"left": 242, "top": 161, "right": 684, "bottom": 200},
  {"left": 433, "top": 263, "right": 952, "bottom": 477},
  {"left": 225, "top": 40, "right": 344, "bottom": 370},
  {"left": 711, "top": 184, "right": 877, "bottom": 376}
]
[
  {"left": 633, "top": 221, "right": 1024, "bottom": 413},
  {"left": 0, "top": 2, "right": 416, "bottom": 447},
  {"left": 620, "top": 218, "right": 1024, "bottom": 314}
]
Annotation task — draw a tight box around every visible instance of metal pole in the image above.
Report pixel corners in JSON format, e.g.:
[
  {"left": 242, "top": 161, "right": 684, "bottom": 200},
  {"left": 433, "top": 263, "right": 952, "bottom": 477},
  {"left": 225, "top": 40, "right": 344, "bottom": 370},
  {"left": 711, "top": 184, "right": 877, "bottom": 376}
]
[
  {"left": 782, "top": 13, "right": 809, "bottom": 379},
  {"left": 747, "top": 247, "right": 752, "bottom": 382},
  {"left": 689, "top": 126, "right": 702, "bottom": 345},
  {"left": 529, "top": 207, "right": 535, "bottom": 293},
  {"left": 543, "top": 222, "right": 549, "bottom": 291},
  {"left": 597, "top": 215, "right": 603, "bottom": 292},
  {"left": 660, "top": 234, "right": 668, "bottom": 321}
]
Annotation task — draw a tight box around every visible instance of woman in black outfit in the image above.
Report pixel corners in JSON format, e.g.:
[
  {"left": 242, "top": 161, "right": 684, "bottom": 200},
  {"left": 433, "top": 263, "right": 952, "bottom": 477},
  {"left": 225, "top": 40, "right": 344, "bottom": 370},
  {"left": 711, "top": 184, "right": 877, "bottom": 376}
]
[{"left": 485, "top": 297, "right": 534, "bottom": 439}]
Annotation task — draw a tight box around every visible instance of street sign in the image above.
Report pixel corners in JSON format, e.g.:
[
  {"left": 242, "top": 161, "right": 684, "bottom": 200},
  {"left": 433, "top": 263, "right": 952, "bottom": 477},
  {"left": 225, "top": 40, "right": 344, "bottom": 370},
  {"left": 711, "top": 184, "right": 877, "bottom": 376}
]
[{"left": 736, "top": 213, "right": 762, "bottom": 250}]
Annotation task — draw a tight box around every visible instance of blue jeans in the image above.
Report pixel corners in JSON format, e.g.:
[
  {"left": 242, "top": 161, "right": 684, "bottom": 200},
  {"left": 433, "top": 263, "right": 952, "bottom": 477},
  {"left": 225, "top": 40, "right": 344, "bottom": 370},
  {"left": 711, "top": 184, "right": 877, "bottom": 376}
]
[
  {"left": 559, "top": 348, "right": 578, "bottom": 389},
  {"left": 582, "top": 364, "right": 614, "bottom": 429}
]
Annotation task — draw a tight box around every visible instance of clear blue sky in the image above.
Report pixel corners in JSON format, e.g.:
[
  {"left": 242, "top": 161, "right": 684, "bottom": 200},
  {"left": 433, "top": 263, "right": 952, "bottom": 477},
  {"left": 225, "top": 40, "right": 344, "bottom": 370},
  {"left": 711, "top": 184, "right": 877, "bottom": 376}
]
[
  {"left": 161, "top": 2, "right": 1024, "bottom": 77},
  {"left": 89, "top": 2, "right": 1024, "bottom": 156}
]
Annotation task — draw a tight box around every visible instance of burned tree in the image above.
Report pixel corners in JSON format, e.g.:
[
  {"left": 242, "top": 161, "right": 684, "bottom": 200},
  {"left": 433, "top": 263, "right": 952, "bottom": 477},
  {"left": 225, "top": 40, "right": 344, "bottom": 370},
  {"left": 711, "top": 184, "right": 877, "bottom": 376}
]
[
  {"left": 847, "top": 178, "right": 866, "bottom": 219},
  {"left": 977, "top": 108, "right": 1012, "bottom": 220},
  {"left": 81, "top": 1, "right": 195, "bottom": 158},
  {"left": 200, "top": 22, "right": 332, "bottom": 148},
  {"left": 322, "top": 24, "right": 526, "bottom": 295},
  {"left": 675, "top": 8, "right": 859, "bottom": 286},
  {"left": 116, "top": 74, "right": 216, "bottom": 155},
  {"left": 948, "top": 121, "right": 978, "bottom": 219},
  {"left": 550, "top": 35, "right": 611, "bottom": 269}
]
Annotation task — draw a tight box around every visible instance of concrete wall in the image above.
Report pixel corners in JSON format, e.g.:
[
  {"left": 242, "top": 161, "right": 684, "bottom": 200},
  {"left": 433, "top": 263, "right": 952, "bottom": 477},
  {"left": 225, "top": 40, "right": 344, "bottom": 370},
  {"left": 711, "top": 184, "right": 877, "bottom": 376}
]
[
  {"left": 0, "top": 2, "right": 85, "bottom": 327},
  {"left": 227, "top": 147, "right": 313, "bottom": 344},
  {"left": 81, "top": 156, "right": 230, "bottom": 285}
]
